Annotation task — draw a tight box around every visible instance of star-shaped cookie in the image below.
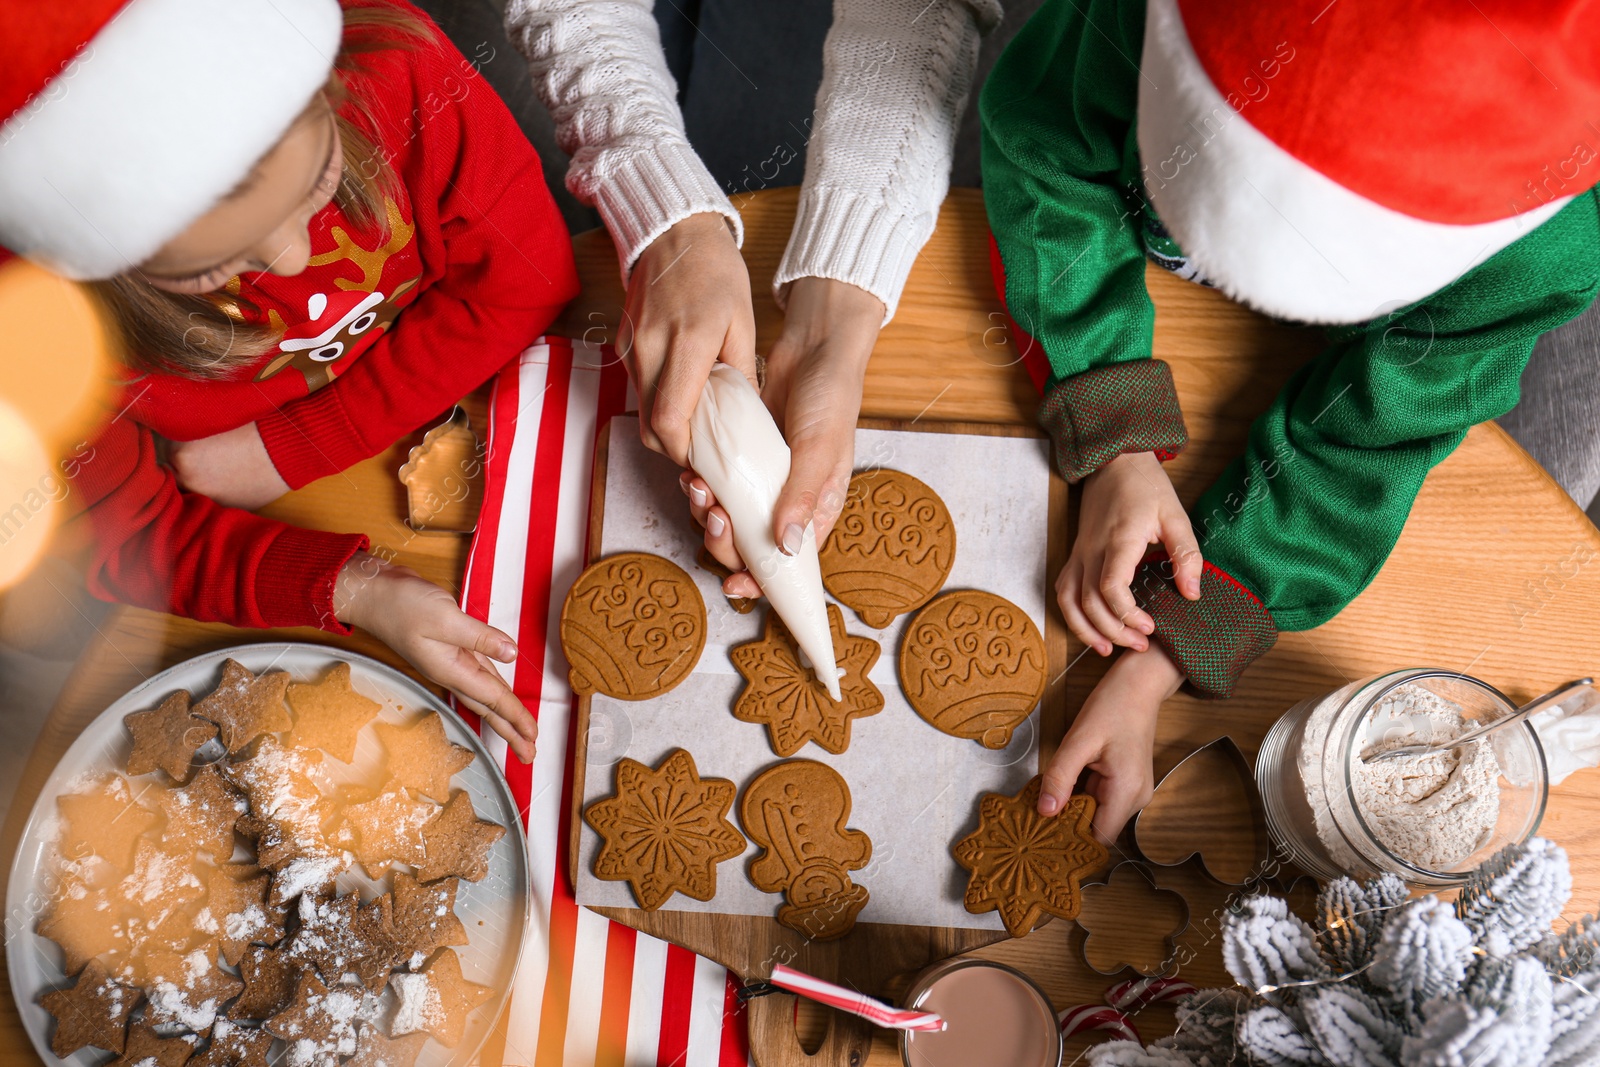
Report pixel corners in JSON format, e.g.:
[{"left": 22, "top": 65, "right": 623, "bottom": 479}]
[
  {"left": 191, "top": 1016, "right": 275, "bottom": 1067},
  {"left": 286, "top": 662, "right": 380, "bottom": 763},
  {"left": 125, "top": 690, "right": 217, "bottom": 783},
  {"left": 109, "top": 1022, "right": 197, "bottom": 1067},
  {"left": 388, "top": 948, "right": 494, "bottom": 1048},
  {"left": 265, "top": 973, "right": 373, "bottom": 1063},
  {"left": 55, "top": 774, "right": 159, "bottom": 871},
  {"left": 951, "top": 777, "right": 1108, "bottom": 937},
  {"left": 385, "top": 871, "right": 468, "bottom": 961},
  {"left": 418, "top": 791, "right": 505, "bottom": 884},
  {"left": 197, "top": 864, "right": 284, "bottom": 966},
  {"left": 348, "top": 1023, "right": 429, "bottom": 1067},
  {"left": 334, "top": 778, "right": 436, "bottom": 876},
  {"left": 233, "top": 942, "right": 299, "bottom": 1021},
  {"left": 156, "top": 763, "right": 248, "bottom": 862},
  {"left": 583, "top": 749, "right": 746, "bottom": 910},
  {"left": 730, "top": 604, "right": 884, "bottom": 756},
  {"left": 39, "top": 957, "right": 141, "bottom": 1057},
  {"left": 374, "top": 712, "right": 474, "bottom": 802},
  {"left": 37, "top": 876, "right": 133, "bottom": 975},
  {"left": 142, "top": 945, "right": 245, "bottom": 1034},
  {"left": 193, "top": 659, "right": 293, "bottom": 754}
]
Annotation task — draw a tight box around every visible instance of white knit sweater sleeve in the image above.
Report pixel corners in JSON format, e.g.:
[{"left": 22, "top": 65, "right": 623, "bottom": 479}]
[
  {"left": 503, "top": 0, "right": 742, "bottom": 278},
  {"left": 776, "top": 0, "right": 1003, "bottom": 322}
]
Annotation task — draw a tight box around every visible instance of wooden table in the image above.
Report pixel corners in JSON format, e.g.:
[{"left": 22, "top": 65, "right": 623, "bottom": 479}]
[{"left": 5, "top": 187, "right": 1600, "bottom": 1066}]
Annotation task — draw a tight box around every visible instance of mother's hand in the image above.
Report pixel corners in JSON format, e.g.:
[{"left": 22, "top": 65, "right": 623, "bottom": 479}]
[
  {"left": 688, "top": 277, "right": 884, "bottom": 600},
  {"left": 617, "top": 212, "right": 757, "bottom": 466}
]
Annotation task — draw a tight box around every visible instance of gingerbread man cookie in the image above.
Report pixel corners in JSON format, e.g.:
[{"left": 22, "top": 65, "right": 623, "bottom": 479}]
[
  {"left": 820, "top": 469, "right": 956, "bottom": 628},
  {"left": 740, "top": 760, "right": 872, "bottom": 940},
  {"left": 560, "top": 552, "right": 707, "bottom": 699},
  {"left": 899, "top": 590, "right": 1047, "bottom": 749}
]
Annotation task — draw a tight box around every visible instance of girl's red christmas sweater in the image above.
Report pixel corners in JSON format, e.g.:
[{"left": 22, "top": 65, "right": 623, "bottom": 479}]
[{"left": 70, "top": 11, "right": 578, "bottom": 633}]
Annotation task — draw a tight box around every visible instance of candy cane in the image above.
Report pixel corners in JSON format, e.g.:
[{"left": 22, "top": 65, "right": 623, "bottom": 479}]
[
  {"left": 1058, "top": 1004, "right": 1140, "bottom": 1044},
  {"left": 1104, "top": 976, "right": 1197, "bottom": 1013}
]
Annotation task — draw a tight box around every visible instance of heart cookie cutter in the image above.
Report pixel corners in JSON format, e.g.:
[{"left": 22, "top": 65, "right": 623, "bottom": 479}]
[{"left": 1131, "top": 736, "right": 1272, "bottom": 886}]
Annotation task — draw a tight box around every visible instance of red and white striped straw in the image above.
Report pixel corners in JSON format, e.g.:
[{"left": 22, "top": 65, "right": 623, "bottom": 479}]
[{"left": 769, "top": 965, "right": 946, "bottom": 1032}]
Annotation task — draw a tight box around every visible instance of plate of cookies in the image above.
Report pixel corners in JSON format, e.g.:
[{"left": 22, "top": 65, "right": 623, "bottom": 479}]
[{"left": 5, "top": 643, "right": 529, "bottom": 1067}]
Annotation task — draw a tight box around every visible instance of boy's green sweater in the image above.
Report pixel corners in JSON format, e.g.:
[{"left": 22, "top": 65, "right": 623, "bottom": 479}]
[{"left": 981, "top": 0, "right": 1600, "bottom": 696}]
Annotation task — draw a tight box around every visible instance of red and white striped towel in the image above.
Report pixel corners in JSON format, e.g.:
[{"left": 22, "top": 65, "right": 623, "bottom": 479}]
[{"left": 455, "top": 336, "right": 751, "bottom": 1066}]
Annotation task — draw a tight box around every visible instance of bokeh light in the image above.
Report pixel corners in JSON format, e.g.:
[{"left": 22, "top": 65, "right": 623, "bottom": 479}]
[
  {"left": 0, "top": 257, "right": 114, "bottom": 453},
  {"left": 0, "top": 397, "right": 62, "bottom": 591}
]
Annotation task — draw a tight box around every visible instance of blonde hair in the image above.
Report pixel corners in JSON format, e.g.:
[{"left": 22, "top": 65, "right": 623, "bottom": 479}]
[{"left": 88, "top": 1, "right": 431, "bottom": 379}]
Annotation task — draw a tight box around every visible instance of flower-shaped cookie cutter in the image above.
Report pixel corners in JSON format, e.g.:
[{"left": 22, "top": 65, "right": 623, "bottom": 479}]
[{"left": 1074, "top": 860, "right": 1190, "bottom": 977}]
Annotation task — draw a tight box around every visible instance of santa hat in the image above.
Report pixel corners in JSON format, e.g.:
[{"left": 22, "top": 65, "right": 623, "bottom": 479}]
[
  {"left": 1138, "top": 0, "right": 1600, "bottom": 324},
  {"left": 0, "top": 0, "right": 343, "bottom": 281}
]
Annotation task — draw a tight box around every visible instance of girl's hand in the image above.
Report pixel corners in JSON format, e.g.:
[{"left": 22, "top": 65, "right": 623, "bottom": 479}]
[
  {"left": 169, "top": 422, "right": 291, "bottom": 510},
  {"left": 682, "top": 277, "right": 883, "bottom": 601},
  {"left": 335, "top": 552, "right": 537, "bottom": 763},
  {"left": 1059, "top": 451, "right": 1201, "bottom": 656},
  {"left": 1040, "top": 644, "right": 1183, "bottom": 842},
  {"left": 619, "top": 212, "right": 758, "bottom": 466}
]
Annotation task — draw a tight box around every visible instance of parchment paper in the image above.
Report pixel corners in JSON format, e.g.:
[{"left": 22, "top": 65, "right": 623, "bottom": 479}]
[{"left": 575, "top": 419, "right": 1051, "bottom": 929}]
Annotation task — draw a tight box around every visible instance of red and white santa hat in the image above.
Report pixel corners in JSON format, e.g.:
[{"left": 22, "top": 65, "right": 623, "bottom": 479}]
[
  {"left": 0, "top": 0, "right": 343, "bottom": 281},
  {"left": 1139, "top": 0, "right": 1600, "bottom": 324}
]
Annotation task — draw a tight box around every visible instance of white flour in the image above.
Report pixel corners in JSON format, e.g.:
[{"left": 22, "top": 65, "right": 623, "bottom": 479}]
[{"left": 1302, "top": 682, "right": 1501, "bottom": 874}]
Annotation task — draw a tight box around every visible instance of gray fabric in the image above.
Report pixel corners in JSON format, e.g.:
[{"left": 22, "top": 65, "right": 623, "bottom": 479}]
[{"left": 1498, "top": 291, "right": 1600, "bottom": 521}]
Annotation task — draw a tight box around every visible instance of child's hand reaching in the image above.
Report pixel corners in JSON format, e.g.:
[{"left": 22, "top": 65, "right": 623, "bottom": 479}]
[
  {"left": 1060, "top": 451, "right": 1201, "bottom": 656},
  {"left": 335, "top": 552, "right": 537, "bottom": 763},
  {"left": 1040, "top": 644, "right": 1183, "bottom": 842}
]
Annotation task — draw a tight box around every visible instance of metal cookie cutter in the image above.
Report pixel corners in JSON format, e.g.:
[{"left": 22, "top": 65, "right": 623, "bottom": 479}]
[
  {"left": 399, "top": 405, "right": 484, "bottom": 534},
  {"left": 1075, "top": 860, "right": 1191, "bottom": 977},
  {"left": 1132, "top": 736, "right": 1272, "bottom": 886}
]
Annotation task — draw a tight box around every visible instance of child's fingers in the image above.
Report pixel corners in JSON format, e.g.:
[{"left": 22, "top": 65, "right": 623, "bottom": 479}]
[
  {"left": 456, "top": 689, "right": 537, "bottom": 765},
  {"left": 1057, "top": 562, "right": 1111, "bottom": 656},
  {"left": 444, "top": 649, "right": 538, "bottom": 750},
  {"left": 1085, "top": 769, "right": 1153, "bottom": 845},
  {"left": 1162, "top": 514, "right": 1204, "bottom": 600},
  {"left": 436, "top": 608, "right": 518, "bottom": 665},
  {"left": 1079, "top": 583, "right": 1149, "bottom": 653},
  {"left": 1098, "top": 539, "right": 1155, "bottom": 635},
  {"left": 1039, "top": 733, "right": 1094, "bottom": 817}
]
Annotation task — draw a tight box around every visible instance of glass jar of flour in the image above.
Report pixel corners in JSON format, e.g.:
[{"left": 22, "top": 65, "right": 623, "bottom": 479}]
[{"left": 1256, "top": 669, "right": 1548, "bottom": 887}]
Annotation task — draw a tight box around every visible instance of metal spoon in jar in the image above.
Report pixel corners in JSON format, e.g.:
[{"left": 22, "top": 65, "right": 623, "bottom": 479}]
[{"left": 1361, "top": 677, "right": 1594, "bottom": 764}]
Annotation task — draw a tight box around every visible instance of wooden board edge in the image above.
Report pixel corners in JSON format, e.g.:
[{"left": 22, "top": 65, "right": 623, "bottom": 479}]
[{"left": 566, "top": 419, "right": 612, "bottom": 900}]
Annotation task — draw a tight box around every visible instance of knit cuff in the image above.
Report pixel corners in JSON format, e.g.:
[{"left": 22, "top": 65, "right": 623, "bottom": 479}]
[
  {"left": 774, "top": 185, "right": 926, "bottom": 325},
  {"left": 1132, "top": 556, "right": 1277, "bottom": 698},
  {"left": 591, "top": 143, "right": 744, "bottom": 280},
  {"left": 255, "top": 528, "right": 369, "bottom": 634},
  {"left": 1037, "top": 360, "right": 1188, "bottom": 483},
  {"left": 257, "top": 391, "right": 366, "bottom": 490}
]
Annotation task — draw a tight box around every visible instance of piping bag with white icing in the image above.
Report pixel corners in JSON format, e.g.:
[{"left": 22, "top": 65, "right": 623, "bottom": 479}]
[{"left": 688, "top": 364, "right": 841, "bottom": 701}]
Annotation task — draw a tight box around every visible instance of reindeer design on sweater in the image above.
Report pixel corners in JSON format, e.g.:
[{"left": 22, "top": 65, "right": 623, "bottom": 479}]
[{"left": 253, "top": 198, "right": 422, "bottom": 391}]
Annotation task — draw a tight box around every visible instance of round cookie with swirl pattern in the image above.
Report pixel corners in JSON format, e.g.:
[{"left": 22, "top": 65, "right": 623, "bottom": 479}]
[
  {"left": 820, "top": 468, "right": 956, "bottom": 629},
  {"left": 899, "top": 590, "right": 1047, "bottom": 749},
  {"left": 560, "top": 552, "right": 707, "bottom": 700}
]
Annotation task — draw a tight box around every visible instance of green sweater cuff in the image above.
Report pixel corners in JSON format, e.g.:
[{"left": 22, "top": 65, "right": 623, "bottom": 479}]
[
  {"left": 1037, "top": 360, "right": 1188, "bottom": 483},
  {"left": 1133, "top": 555, "right": 1277, "bottom": 698}
]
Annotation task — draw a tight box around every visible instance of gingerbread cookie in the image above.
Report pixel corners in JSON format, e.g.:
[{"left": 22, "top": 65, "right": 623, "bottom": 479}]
[
  {"left": 192, "top": 659, "right": 292, "bottom": 755},
  {"left": 740, "top": 760, "right": 871, "bottom": 940},
  {"left": 192, "top": 1017, "right": 274, "bottom": 1067},
  {"left": 348, "top": 1023, "right": 429, "bottom": 1067},
  {"left": 584, "top": 749, "right": 745, "bottom": 910},
  {"left": 560, "top": 552, "right": 707, "bottom": 699},
  {"left": 282, "top": 891, "right": 393, "bottom": 990},
  {"left": 116, "top": 839, "right": 208, "bottom": 961},
  {"left": 899, "top": 590, "right": 1047, "bottom": 749},
  {"left": 286, "top": 662, "right": 380, "bottom": 763},
  {"left": 334, "top": 778, "right": 435, "bottom": 876},
  {"left": 952, "top": 777, "right": 1108, "bottom": 937},
  {"left": 730, "top": 604, "right": 883, "bottom": 757},
  {"left": 233, "top": 943, "right": 299, "bottom": 1020},
  {"left": 820, "top": 469, "right": 956, "bottom": 628},
  {"left": 155, "top": 763, "right": 248, "bottom": 861},
  {"left": 418, "top": 790, "right": 505, "bottom": 884},
  {"left": 55, "top": 773, "right": 159, "bottom": 871},
  {"left": 266, "top": 973, "right": 373, "bottom": 1063},
  {"left": 388, "top": 948, "right": 494, "bottom": 1048},
  {"left": 198, "top": 864, "right": 284, "bottom": 966},
  {"left": 126, "top": 690, "right": 217, "bottom": 783},
  {"left": 142, "top": 945, "right": 245, "bottom": 1034},
  {"left": 37, "top": 876, "right": 133, "bottom": 975},
  {"left": 373, "top": 712, "right": 473, "bottom": 803},
  {"left": 110, "top": 1022, "right": 197, "bottom": 1067},
  {"left": 386, "top": 871, "right": 468, "bottom": 961},
  {"left": 39, "top": 957, "right": 140, "bottom": 1057}
]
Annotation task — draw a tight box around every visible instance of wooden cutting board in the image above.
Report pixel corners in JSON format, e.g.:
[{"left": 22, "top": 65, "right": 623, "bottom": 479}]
[{"left": 567, "top": 416, "right": 1072, "bottom": 1066}]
